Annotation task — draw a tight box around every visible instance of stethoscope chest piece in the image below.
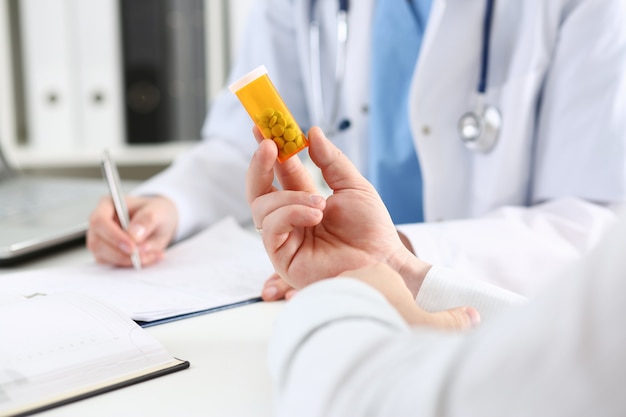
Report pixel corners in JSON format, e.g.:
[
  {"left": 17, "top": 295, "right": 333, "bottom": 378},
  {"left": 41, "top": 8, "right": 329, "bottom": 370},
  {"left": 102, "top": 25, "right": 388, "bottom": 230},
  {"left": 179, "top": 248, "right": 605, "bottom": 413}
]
[
  {"left": 458, "top": 0, "right": 500, "bottom": 153},
  {"left": 458, "top": 103, "right": 501, "bottom": 153}
]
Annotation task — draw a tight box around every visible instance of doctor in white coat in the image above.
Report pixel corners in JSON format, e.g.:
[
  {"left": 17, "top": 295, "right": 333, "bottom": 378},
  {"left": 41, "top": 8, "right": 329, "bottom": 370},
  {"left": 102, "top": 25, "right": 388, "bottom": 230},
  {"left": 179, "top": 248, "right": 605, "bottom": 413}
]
[{"left": 87, "top": 0, "right": 626, "bottom": 298}]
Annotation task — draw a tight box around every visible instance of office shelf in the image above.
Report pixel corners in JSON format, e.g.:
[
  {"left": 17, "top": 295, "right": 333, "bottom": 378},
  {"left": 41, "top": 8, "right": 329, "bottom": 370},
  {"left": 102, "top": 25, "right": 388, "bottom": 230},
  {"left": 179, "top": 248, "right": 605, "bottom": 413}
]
[{"left": 0, "top": 0, "right": 254, "bottom": 172}]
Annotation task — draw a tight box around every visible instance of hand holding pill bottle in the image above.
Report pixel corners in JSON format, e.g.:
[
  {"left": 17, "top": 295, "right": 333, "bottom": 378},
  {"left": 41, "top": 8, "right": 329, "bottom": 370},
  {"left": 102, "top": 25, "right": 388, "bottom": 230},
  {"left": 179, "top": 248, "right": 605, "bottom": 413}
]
[{"left": 229, "top": 65, "right": 308, "bottom": 162}]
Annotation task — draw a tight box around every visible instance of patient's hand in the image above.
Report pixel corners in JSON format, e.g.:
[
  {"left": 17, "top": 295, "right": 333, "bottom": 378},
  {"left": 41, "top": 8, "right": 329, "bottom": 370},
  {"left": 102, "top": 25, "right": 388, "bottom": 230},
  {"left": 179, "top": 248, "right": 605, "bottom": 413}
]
[
  {"left": 261, "top": 273, "right": 298, "bottom": 301},
  {"left": 261, "top": 229, "right": 418, "bottom": 303},
  {"left": 247, "top": 127, "right": 429, "bottom": 297}
]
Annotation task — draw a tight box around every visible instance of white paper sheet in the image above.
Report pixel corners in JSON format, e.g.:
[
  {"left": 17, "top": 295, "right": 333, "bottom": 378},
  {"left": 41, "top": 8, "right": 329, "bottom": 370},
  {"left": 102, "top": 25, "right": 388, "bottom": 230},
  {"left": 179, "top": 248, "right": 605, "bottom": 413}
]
[{"left": 0, "top": 217, "right": 274, "bottom": 322}]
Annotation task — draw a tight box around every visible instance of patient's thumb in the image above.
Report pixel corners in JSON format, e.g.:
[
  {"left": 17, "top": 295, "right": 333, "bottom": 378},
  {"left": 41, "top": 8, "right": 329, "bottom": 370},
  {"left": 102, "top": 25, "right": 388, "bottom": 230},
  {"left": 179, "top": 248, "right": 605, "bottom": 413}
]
[{"left": 307, "top": 126, "right": 366, "bottom": 189}]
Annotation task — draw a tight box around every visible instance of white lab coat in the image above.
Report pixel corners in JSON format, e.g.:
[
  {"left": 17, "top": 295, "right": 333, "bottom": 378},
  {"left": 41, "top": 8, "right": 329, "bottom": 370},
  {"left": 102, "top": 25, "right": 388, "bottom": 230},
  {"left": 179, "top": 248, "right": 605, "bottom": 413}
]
[
  {"left": 137, "top": 0, "right": 626, "bottom": 296},
  {"left": 268, "top": 210, "right": 626, "bottom": 417}
]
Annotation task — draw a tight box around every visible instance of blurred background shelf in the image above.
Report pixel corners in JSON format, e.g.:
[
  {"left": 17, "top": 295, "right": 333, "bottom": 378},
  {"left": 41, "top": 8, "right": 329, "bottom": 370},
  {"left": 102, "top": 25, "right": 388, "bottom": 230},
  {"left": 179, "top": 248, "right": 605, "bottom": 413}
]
[
  {"left": 6, "top": 142, "right": 194, "bottom": 179},
  {"left": 0, "top": 0, "right": 253, "bottom": 180}
]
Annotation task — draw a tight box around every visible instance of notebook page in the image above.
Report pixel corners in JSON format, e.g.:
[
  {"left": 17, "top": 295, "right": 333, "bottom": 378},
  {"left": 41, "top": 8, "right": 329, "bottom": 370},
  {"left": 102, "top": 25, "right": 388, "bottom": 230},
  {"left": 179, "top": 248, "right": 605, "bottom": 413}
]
[{"left": 0, "top": 292, "right": 177, "bottom": 415}]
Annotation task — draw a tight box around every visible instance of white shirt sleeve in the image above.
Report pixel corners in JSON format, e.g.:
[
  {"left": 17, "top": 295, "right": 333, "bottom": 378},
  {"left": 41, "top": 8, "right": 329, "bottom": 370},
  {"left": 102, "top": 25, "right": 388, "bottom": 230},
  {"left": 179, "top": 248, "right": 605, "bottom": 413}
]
[
  {"left": 269, "top": 211, "right": 626, "bottom": 417},
  {"left": 417, "top": 264, "right": 526, "bottom": 321},
  {"left": 398, "top": 198, "right": 620, "bottom": 297},
  {"left": 132, "top": 139, "right": 252, "bottom": 241}
]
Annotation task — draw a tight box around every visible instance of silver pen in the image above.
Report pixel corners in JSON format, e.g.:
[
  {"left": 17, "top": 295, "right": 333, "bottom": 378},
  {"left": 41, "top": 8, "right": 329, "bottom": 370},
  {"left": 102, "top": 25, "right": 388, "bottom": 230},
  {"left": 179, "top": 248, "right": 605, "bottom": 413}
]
[{"left": 101, "top": 150, "right": 142, "bottom": 270}]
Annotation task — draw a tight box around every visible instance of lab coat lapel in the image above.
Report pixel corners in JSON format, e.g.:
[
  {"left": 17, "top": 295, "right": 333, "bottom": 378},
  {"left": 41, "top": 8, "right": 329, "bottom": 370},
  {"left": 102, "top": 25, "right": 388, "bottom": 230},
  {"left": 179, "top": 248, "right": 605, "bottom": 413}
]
[
  {"left": 410, "top": 0, "right": 486, "bottom": 221},
  {"left": 337, "top": 0, "right": 375, "bottom": 169},
  {"left": 294, "top": 0, "right": 315, "bottom": 128}
]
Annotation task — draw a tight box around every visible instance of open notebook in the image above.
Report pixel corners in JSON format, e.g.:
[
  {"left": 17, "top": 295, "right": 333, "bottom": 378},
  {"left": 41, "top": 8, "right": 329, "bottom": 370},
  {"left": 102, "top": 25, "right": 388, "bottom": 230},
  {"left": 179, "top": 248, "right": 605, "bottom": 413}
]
[
  {"left": 0, "top": 145, "right": 107, "bottom": 264},
  {"left": 0, "top": 292, "right": 189, "bottom": 417}
]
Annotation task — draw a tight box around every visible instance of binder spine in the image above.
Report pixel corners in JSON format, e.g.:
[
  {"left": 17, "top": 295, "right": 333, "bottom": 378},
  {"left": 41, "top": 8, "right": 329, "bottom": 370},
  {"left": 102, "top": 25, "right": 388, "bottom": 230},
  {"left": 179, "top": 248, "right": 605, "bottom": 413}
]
[
  {"left": 120, "top": 0, "right": 206, "bottom": 144},
  {"left": 120, "top": 0, "right": 170, "bottom": 144},
  {"left": 74, "top": 0, "right": 125, "bottom": 149}
]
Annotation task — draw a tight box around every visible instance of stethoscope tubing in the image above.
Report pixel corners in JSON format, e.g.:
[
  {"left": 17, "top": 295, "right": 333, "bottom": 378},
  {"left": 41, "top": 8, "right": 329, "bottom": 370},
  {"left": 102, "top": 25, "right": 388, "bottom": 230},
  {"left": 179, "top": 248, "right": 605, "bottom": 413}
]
[
  {"left": 309, "top": 0, "right": 349, "bottom": 135},
  {"left": 478, "top": 0, "right": 495, "bottom": 94},
  {"left": 309, "top": 0, "right": 499, "bottom": 151}
]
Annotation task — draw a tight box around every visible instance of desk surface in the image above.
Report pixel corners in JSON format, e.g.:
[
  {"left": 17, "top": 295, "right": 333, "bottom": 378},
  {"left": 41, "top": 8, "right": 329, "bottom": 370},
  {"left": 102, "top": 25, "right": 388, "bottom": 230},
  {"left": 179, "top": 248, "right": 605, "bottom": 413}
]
[{"left": 1, "top": 245, "right": 284, "bottom": 417}]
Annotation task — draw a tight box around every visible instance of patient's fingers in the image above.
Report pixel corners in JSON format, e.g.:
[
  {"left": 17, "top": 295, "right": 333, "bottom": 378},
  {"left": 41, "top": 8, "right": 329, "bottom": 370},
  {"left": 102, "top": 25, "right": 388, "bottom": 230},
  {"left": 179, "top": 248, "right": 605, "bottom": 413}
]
[
  {"left": 260, "top": 204, "right": 323, "bottom": 255},
  {"left": 261, "top": 273, "right": 296, "bottom": 301},
  {"left": 274, "top": 153, "right": 318, "bottom": 194},
  {"left": 250, "top": 191, "right": 326, "bottom": 236},
  {"left": 252, "top": 126, "right": 318, "bottom": 193},
  {"left": 246, "top": 139, "right": 278, "bottom": 205}
]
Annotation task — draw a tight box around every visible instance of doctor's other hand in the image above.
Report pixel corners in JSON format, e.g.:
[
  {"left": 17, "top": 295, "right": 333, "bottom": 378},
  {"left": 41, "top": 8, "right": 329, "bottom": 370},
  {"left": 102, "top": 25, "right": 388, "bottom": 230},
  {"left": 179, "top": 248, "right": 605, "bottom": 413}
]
[
  {"left": 247, "top": 126, "right": 431, "bottom": 297},
  {"left": 87, "top": 195, "right": 178, "bottom": 267}
]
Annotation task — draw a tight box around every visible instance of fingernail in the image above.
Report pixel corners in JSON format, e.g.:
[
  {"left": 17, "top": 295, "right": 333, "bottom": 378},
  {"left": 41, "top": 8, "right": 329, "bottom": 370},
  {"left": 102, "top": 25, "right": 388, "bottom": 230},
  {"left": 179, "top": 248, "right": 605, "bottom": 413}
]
[
  {"left": 465, "top": 307, "right": 481, "bottom": 328},
  {"left": 139, "top": 242, "right": 152, "bottom": 253},
  {"left": 310, "top": 195, "right": 324, "bottom": 205},
  {"left": 118, "top": 242, "right": 132, "bottom": 255},
  {"left": 263, "top": 286, "right": 278, "bottom": 299},
  {"left": 129, "top": 224, "right": 146, "bottom": 241}
]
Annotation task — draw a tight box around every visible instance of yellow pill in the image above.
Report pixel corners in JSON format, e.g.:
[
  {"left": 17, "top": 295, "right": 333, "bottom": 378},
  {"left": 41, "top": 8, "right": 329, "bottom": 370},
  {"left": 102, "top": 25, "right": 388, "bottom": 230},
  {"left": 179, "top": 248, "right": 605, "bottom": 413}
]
[
  {"left": 283, "top": 141, "right": 298, "bottom": 155},
  {"left": 268, "top": 115, "right": 278, "bottom": 127},
  {"left": 295, "top": 134, "right": 304, "bottom": 147},
  {"left": 283, "top": 128, "right": 296, "bottom": 141},
  {"left": 262, "top": 108, "right": 275, "bottom": 118},
  {"left": 271, "top": 124, "right": 285, "bottom": 137}
]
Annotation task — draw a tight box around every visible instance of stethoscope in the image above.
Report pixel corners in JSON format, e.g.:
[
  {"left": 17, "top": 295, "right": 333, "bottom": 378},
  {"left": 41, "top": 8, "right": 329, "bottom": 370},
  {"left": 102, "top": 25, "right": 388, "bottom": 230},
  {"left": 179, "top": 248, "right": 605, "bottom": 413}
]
[
  {"left": 457, "top": 0, "right": 501, "bottom": 153},
  {"left": 309, "top": 0, "right": 501, "bottom": 152},
  {"left": 309, "top": 0, "right": 349, "bottom": 136}
]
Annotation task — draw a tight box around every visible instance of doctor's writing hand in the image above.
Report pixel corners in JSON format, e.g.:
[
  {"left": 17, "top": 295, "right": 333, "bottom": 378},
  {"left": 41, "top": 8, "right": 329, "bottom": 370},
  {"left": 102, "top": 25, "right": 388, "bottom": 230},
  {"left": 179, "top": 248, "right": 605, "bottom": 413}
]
[
  {"left": 247, "top": 126, "right": 430, "bottom": 297},
  {"left": 87, "top": 195, "right": 178, "bottom": 267}
]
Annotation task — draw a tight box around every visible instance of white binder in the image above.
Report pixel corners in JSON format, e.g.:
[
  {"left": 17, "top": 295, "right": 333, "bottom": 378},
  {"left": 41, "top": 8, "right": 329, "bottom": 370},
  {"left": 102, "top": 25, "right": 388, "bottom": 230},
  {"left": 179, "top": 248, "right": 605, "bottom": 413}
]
[
  {"left": 73, "top": 0, "right": 125, "bottom": 149},
  {"left": 19, "top": 0, "right": 78, "bottom": 151},
  {"left": 19, "top": 0, "right": 124, "bottom": 153}
]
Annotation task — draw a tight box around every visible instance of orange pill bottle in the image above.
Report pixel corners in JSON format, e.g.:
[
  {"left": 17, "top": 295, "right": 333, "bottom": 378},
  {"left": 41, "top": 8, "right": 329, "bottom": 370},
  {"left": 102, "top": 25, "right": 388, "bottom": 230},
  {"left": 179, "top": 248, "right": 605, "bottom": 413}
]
[{"left": 229, "top": 65, "right": 308, "bottom": 162}]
